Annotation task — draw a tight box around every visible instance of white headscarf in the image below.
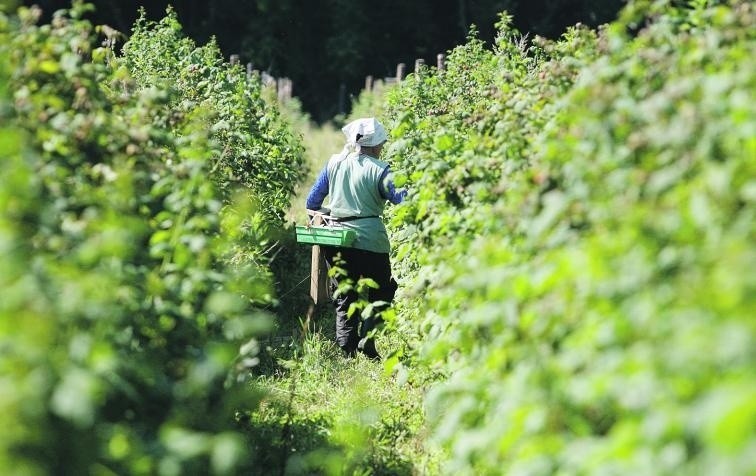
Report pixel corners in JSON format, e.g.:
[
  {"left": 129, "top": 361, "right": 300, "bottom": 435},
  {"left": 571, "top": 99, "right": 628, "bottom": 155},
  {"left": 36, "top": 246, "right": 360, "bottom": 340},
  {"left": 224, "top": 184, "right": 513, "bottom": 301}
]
[{"left": 340, "top": 118, "right": 387, "bottom": 155}]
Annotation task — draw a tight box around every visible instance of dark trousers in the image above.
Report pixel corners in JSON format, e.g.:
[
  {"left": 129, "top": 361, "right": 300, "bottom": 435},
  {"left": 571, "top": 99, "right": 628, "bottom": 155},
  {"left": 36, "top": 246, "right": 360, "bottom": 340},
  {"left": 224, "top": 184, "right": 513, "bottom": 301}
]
[{"left": 321, "top": 246, "right": 397, "bottom": 355}]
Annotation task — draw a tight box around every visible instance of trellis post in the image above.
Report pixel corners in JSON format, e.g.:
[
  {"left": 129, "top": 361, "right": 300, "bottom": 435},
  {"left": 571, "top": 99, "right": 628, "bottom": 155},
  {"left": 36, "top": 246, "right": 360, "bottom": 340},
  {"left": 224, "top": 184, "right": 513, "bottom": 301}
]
[
  {"left": 396, "top": 63, "right": 405, "bottom": 82},
  {"left": 310, "top": 246, "right": 329, "bottom": 305}
]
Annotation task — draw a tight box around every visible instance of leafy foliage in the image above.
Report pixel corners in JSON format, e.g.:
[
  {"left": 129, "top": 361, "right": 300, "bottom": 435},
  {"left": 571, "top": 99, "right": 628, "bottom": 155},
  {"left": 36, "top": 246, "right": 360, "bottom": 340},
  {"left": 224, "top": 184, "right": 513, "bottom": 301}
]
[
  {"left": 24, "top": 0, "right": 626, "bottom": 122},
  {"left": 380, "top": 0, "right": 756, "bottom": 473},
  {"left": 3, "top": 1, "right": 754, "bottom": 475},
  {"left": 121, "top": 6, "right": 305, "bottom": 234},
  {"left": 0, "top": 3, "right": 303, "bottom": 474}
]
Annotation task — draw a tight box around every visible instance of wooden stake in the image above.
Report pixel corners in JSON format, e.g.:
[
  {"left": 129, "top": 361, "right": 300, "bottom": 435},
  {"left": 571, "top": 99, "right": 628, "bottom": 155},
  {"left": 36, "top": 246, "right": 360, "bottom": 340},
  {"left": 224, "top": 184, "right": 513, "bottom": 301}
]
[
  {"left": 310, "top": 245, "right": 328, "bottom": 305},
  {"left": 437, "top": 53, "right": 446, "bottom": 71}
]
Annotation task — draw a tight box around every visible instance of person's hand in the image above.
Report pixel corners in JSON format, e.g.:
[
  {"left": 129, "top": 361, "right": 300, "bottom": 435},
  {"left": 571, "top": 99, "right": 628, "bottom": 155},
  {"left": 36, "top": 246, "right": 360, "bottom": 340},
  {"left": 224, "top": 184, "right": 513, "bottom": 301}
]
[{"left": 306, "top": 208, "right": 330, "bottom": 226}]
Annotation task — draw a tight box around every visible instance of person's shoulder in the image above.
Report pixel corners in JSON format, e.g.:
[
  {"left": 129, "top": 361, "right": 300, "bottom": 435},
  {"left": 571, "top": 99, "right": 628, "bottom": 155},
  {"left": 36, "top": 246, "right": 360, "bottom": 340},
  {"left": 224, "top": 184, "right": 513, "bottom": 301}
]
[{"left": 362, "top": 155, "right": 389, "bottom": 169}]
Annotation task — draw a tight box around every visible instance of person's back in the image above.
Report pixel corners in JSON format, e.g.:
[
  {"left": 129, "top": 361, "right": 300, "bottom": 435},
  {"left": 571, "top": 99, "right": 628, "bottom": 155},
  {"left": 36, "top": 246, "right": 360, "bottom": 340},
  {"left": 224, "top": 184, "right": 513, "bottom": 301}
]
[
  {"left": 326, "top": 151, "right": 391, "bottom": 253},
  {"left": 327, "top": 152, "right": 388, "bottom": 219}
]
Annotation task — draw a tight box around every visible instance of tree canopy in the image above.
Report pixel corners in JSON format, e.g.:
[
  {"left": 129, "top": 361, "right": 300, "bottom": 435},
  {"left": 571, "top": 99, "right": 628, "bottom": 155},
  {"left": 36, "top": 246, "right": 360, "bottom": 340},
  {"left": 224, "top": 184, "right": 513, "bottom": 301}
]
[{"left": 26, "top": 0, "right": 624, "bottom": 121}]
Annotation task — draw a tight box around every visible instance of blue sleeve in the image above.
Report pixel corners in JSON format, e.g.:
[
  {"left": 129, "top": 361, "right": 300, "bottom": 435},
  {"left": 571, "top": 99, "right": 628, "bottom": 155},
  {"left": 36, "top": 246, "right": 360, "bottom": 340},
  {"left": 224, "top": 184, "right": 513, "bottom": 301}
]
[
  {"left": 378, "top": 167, "right": 407, "bottom": 205},
  {"left": 305, "top": 167, "right": 329, "bottom": 210}
]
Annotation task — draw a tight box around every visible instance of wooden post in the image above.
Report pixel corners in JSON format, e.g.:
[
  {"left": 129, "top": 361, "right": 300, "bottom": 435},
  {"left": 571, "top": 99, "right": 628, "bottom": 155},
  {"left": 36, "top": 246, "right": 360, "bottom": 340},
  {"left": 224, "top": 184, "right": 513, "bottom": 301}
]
[
  {"left": 437, "top": 53, "right": 446, "bottom": 71},
  {"left": 310, "top": 245, "right": 329, "bottom": 305},
  {"left": 261, "top": 71, "right": 275, "bottom": 87},
  {"left": 365, "top": 75, "right": 374, "bottom": 92},
  {"left": 304, "top": 241, "right": 328, "bottom": 338},
  {"left": 230, "top": 54, "right": 240, "bottom": 66},
  {"left": 277, "top": 78, "right": 292, "bottom": 102},
  {"left": 415, "top": 58, "right": 425, "bottom": 73},
  {"left": 396, "top": 63, "right": 405, "bottom": 82}
]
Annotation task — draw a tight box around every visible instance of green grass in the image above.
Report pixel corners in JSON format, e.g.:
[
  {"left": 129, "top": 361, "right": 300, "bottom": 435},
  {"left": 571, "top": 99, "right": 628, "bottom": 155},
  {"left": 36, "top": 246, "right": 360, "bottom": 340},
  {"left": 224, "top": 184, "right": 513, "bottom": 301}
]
[{"left": 242, "top": 314, "right": 441, "bottom": 475}]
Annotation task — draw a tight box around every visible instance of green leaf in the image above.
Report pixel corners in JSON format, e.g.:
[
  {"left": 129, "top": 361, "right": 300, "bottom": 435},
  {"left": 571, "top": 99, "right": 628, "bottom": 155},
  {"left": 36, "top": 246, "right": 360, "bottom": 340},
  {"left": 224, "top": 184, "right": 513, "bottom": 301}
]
[
  {"left": 38, "top": 60, "right": 60, "bottom": 74},
  {"left": 435, "top": 134, "right": 455, "bottom": 151}
]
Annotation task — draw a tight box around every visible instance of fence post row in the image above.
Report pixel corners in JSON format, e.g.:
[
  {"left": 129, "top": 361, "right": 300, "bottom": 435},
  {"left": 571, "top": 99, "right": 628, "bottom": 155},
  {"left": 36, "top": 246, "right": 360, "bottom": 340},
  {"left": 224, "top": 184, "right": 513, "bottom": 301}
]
[
  {"left": 232, "top": 51, "right": 446, "bottom": 102},
  {"left": 229, "top": 54, "right": 292, "bottom": 102},
  {"left": 229, "top": 53, "right": 446, "bottom": 101},
  {"left": 367, "top": 53, "right": 445, "bottom": 92}
]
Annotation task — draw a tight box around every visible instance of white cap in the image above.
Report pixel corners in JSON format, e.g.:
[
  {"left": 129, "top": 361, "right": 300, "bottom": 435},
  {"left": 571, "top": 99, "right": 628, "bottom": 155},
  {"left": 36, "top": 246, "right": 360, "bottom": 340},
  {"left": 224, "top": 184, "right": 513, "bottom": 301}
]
[{"left": 342, "top": 118, "right": 388, "bottom": 148}]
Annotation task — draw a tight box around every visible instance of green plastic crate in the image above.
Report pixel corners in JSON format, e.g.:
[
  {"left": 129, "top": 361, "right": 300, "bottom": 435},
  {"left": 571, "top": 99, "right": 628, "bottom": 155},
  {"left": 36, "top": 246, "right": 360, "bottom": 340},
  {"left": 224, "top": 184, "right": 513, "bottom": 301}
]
[{"left": 295, "top": 225, "right": 356, "bottom": 246}]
